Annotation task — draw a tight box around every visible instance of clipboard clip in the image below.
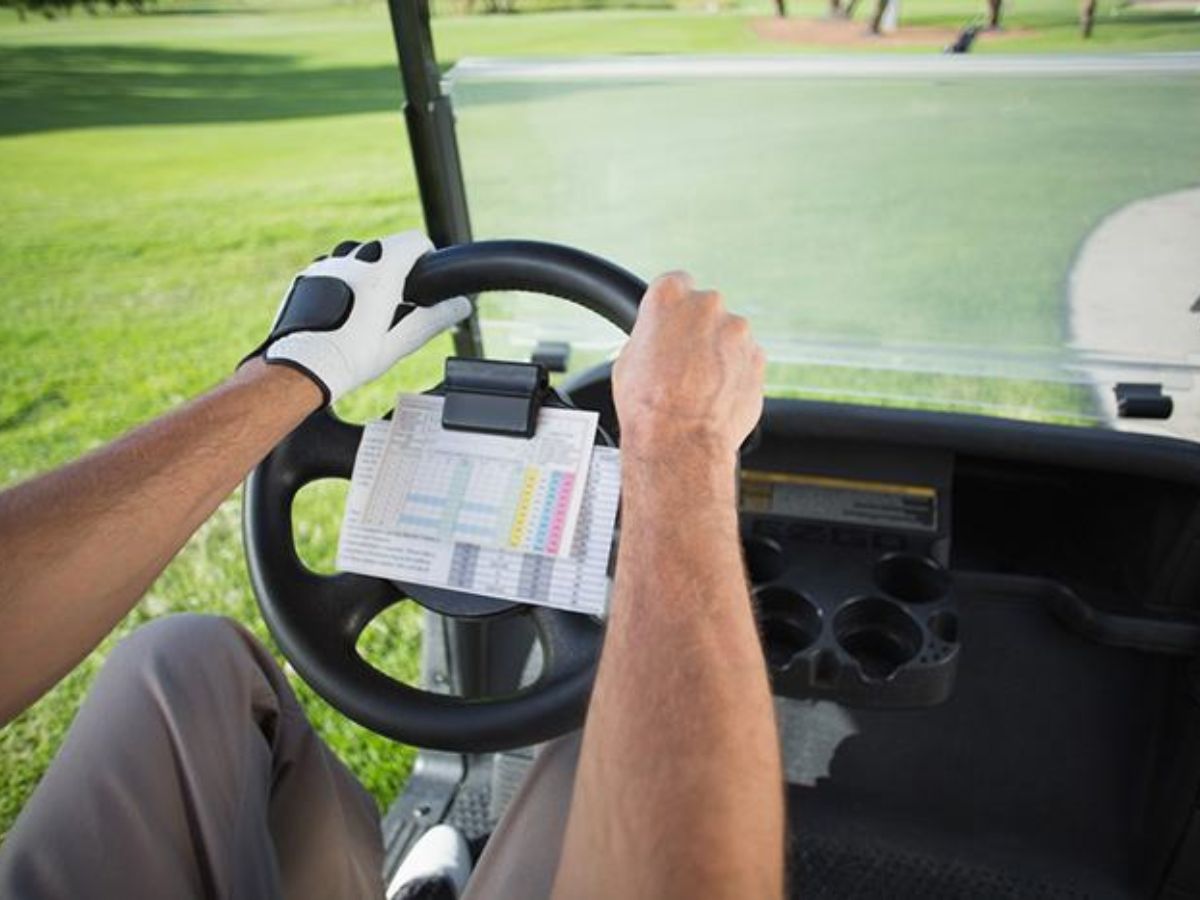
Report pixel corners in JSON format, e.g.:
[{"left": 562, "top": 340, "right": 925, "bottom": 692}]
[{"left": 441, "top": 357, "right": 549, "bottom": 439}]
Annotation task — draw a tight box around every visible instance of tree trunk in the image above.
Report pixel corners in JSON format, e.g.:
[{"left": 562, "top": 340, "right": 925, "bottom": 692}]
[
  {"left": 868, "top": 0, "right": 886, "bottom": 33},
  {"left": 987, "top": 0, "right": 1001, "bottom": 28},
  {"left": 774, "top": 0, "right": 787, "bottom": 17},
  {"left": 1080, "top": 0, "right": 1097, "bottom": 37}
]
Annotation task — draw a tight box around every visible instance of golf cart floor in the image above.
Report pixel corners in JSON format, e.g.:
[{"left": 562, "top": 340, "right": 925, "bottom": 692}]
[
  {"left": 777, "top": 579, "right": 1181, "bottom": 899},
  {"left": 787, "top": 830, "right": 1095, "bottom": 899},
  {"left": 386, "top": 580, "right": 1192, "bottom": 898}
]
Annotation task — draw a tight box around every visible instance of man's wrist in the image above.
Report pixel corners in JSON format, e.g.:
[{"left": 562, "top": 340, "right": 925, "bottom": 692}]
[
  {"left": 232, "top": 356, "right": 324, "bottom": 414},
  {"left": 621, "top": 437, "right": 739, "bottom": 510},
  {"left": 620, "top": 418, "right": 738, "bottom": 462}
]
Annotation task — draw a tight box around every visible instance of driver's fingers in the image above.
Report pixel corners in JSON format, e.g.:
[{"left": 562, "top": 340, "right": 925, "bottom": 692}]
[
  {"left": 376, "top": 230, "right": 436, "bottom": 288},
  {"left": 645, "top": 270, "right": 695, "bottom": 304},
  {"left": 385, "top": 295, "right": 473, "bottom": 352}
]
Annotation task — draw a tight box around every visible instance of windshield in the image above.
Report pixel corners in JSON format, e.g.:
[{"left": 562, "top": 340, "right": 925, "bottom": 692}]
[{"left": 447, "top": 54, "right": 1200, "bottom": 441}]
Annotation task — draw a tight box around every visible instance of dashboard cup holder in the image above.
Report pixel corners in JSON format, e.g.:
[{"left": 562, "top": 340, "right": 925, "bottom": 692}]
[
  {"left": 835, "top": 597, "right": 923, "bottom": 681},
  {"left": 755, "top": 587, "right": 821, "bottom": 670},
  {"left": 744, "top": 537, "right": 787, "bottom": 584},
  {"left": 928, "top": 611, "right": 959, "bottom": 644},
  {"left": 874, "top": 553, "right": 950, "bottom": 604}
]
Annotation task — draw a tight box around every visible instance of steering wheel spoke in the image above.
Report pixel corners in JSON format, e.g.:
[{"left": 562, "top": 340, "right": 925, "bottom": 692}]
[
  {"left": 530, "top": 606, "right": 605, "bottom": 685},
  {"left": 314, "top": 572, "right": 404, "bottom": 646},
  {"left": 272, "top": 406, "right": 363, "bottom": 484}
]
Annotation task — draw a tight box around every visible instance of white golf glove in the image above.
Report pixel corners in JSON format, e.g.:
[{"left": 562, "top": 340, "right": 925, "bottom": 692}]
[{"left": 247, "top": 231, "right": 472, "bottom": 404}]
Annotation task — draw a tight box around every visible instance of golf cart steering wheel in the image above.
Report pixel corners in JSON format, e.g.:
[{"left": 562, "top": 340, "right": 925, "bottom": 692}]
[{"left": 244, "top": 240, "right": 645, "bottom": 752}]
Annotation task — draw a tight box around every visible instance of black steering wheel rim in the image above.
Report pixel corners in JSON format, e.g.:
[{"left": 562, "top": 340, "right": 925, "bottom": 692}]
[
  {"left": 405, "top": 239, "right": 643, "bottom": 332},
  {"left": 243, "top": 240, "right": 645, "bottom": 752}
]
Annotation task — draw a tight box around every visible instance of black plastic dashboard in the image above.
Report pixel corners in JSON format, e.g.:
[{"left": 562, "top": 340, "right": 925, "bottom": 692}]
[
  {"left": 744, "top": 398, "right": 1200, "bottom": 707},
  {"left": 565, "top": 368, "right": 1200, "bottom": 709}
]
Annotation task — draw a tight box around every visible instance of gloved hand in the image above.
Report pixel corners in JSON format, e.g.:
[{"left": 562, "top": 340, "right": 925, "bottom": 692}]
[{"left": 246, "top": 231, "right": 472, "bottom": 404}]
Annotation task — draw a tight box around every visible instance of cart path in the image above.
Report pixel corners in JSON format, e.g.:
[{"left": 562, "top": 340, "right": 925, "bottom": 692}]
[
  {"left": 1068, "top": 186, "right": 1200, "bottom": 440},
  {"left": 449, "top": 52, "right": 1200, "bottom": 84}
]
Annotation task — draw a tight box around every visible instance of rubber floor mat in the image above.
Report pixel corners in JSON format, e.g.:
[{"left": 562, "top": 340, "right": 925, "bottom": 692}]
[{"left": 788, "top": 832, "right": 1111, "bottom": 899}]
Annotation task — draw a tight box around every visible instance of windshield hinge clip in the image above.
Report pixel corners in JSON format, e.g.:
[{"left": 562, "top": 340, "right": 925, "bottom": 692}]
[{"left": 1114, "top": 382, "right": 1173, "bottom": 420}]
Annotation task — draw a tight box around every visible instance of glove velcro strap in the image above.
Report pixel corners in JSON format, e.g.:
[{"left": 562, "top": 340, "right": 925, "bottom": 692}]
[
  {"left": 270, "top": 276, "right": 355, "bottom": 341},
  {"left": 236, "top": 276, "right": 355, "bottom": 406}
]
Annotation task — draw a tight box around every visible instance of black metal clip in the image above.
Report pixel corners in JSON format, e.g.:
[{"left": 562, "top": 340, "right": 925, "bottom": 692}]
[
  {"left": 1114, "top": 382, "right": 1173, "bottom": 420},
  {"left": 530, "top": 340, "right": 571, "bottom": 374},
  {"left": 441, "top": 357, "right": 549, "bottom": 438}
]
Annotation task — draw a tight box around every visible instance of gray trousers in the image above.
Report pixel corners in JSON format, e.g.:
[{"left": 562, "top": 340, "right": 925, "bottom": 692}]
[{"left": 0, "top": 614, "right": 579, "bottom": 900}]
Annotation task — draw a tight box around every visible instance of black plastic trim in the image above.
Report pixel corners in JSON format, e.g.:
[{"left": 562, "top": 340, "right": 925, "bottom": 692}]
[
  {"left": 954, "top": 571, "right": 1200, "bottom": 655},
  {"left": 761, "top": 397, "right": 1200, "bottom": 486}
]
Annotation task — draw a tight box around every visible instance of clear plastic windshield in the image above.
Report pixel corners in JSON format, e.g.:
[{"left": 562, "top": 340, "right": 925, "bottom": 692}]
[{"left": 447, "top": 55, "right": 1200, "bottom": 440}]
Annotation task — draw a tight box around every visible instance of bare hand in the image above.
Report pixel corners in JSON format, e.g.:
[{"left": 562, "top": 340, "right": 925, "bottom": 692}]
[{"left": 613, "top": 272, "right": 765, "bottom": 462}]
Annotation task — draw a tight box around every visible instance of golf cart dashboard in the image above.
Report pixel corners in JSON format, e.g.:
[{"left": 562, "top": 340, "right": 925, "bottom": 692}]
[
  {"left": 738, "top": 437, "right": 957, "bottom": 708},
  {"left": 565, "top": 371, "right": 1200, "bottom": 708},
  {"left": 743, "top": 396, "right": 1200, "bottom": 707}
]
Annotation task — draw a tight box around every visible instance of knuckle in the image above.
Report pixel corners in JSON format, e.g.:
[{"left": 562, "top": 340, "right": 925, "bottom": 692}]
[
  {"left": 724, "top": 314, "right": 750, "bottom": 337},
  {"left": 649, "top": 270, "right": 692, "bottom": 301},
  {"left": 640, "top": 289, "right": 666, "bottom": 314},
  {"left": 694, "top": 290, "right": 722, "bottom": 316}
]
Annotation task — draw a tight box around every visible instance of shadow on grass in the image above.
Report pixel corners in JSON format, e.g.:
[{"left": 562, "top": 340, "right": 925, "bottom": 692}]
[
  {"left": 139, "top": 6, "right": 270, "bottom": 14},
  {"left": 0, "top": 43, "right": 622, "bottom": 135},
  {"left": 1104, "top": 9, "right": 1200, "bottom": 25},
  {"left": 5, "top": 31, "right": 1195, "bottom": 137},
  {"left": 0, "top": 44, "right": 405, "bottom": 135}
]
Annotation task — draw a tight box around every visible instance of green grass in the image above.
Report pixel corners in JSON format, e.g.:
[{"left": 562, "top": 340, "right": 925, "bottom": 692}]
[
  {"left": 0, "top": 97, "right": 459, "bottom": 833},
  {"left": 1, "top": 0, "right": 1199, "bottom": 839}
]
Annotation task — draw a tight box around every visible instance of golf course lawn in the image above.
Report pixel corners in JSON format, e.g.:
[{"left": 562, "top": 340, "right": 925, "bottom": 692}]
[{"left": 1, "top": 0, "right": 1198, "bottom": 838}]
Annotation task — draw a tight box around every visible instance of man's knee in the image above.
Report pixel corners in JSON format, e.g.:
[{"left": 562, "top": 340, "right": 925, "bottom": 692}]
[
  {"left": 103, "top": 613, "right": 266, "bottom": 696},
  {"left": 110, "top": 612, "right": 245, "bottom": 664}
]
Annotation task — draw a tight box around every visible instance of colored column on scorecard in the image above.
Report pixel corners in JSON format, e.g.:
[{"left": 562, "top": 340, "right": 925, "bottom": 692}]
[{"left": 507, "top": 467, "right": 581, "bottom": 556}]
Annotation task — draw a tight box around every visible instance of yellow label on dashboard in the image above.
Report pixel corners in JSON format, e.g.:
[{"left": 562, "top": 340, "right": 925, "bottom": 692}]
[{"left": 741, "top": 470, "right": 937, "bottom": 532}]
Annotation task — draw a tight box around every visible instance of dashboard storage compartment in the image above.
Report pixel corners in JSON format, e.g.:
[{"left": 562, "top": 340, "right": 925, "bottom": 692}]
[
  {"left": 740, "top": 441, "right": 959, "bottom": 707},
  {"left": 745, "top": 536, "right": 788, "bottom": 585},
  {"left": 757, "top": 587, "right": 823, "bottom": 669},
  {"left": 834, "top": 597, "right": 923, "bottom": 680},
  {"left": 874, "top": 553, "right": 950, "bottom": 604},
  {"left": 747, "top": 540, "right": 961, "bottom": 707}
]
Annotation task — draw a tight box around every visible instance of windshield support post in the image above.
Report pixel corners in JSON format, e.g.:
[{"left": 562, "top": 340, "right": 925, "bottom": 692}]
[
  {"left": 387, "top": 0, "right": 496, "bottom": 711},
  {"left": 387, "top": 0, "right": 484, "bottom": 360}
]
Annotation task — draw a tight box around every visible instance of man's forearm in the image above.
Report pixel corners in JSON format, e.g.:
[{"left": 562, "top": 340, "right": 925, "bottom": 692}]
[
  {"left": 554, "top": 445, "right": 784, "bottom": 899},
  {"left": 0, "top": 360, "right": 320, "bottom": 724}
]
